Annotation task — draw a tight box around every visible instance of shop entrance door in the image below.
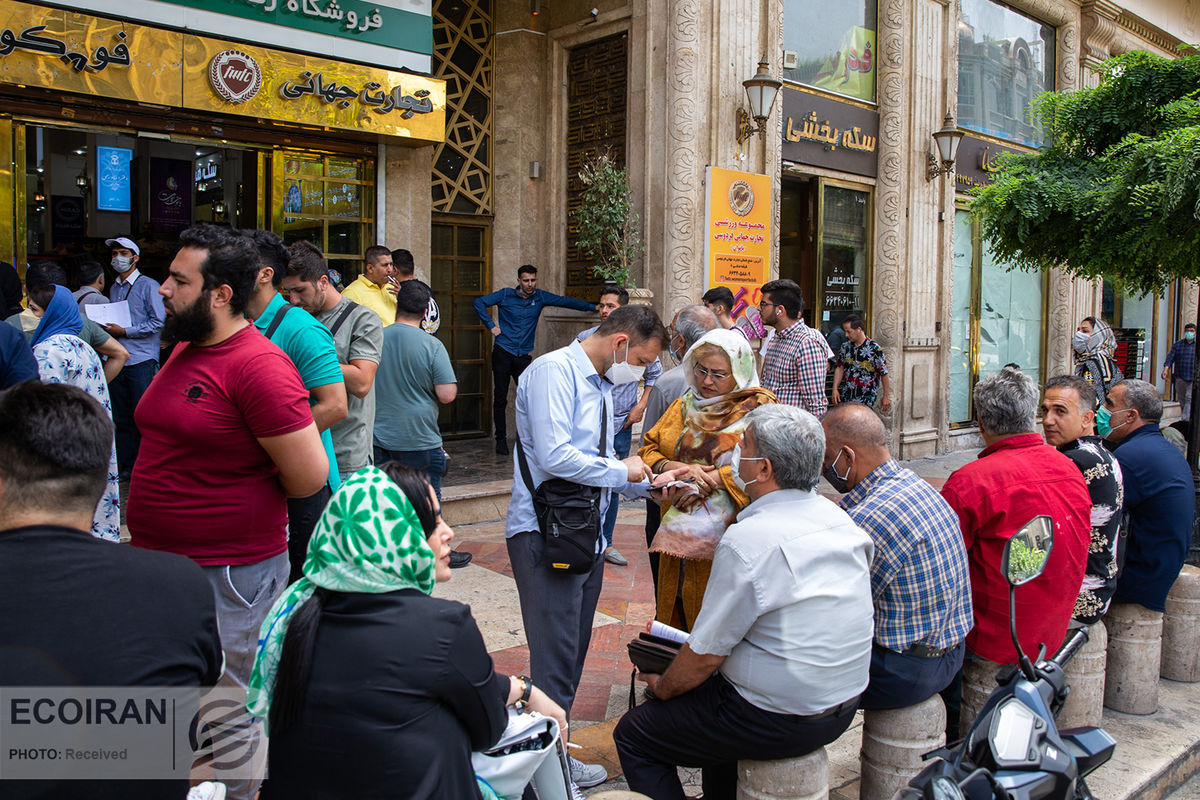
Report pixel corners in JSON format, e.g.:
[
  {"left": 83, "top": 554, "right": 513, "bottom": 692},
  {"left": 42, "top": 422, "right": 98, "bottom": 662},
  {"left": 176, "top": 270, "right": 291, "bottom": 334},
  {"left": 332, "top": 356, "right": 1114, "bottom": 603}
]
[{"left": 431, "top": 218, "right": 490, "bottom": 438}]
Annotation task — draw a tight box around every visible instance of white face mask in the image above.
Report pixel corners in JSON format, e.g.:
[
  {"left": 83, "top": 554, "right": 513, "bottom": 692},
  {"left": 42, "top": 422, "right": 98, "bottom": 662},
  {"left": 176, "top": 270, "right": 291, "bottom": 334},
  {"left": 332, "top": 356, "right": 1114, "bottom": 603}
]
[
  {"left": 605, "top": 340, "right": 646, "bottom": 385},
  {"left": 730, "top": 443, "right": 765, "bottom": 492},
  {"left": 112, "top": 255, "right": 133, "bottom": 273},
  {"left": 1072, "top": 330, "right": 1089, "bottom": 354}
]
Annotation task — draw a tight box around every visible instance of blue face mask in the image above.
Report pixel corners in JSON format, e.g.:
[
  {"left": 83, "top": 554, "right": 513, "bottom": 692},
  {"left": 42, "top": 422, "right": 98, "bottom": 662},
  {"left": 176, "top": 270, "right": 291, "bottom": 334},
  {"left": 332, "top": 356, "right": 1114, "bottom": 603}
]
[{"left": 1096, "top": 405, "right": 1132, "bottom": 439}]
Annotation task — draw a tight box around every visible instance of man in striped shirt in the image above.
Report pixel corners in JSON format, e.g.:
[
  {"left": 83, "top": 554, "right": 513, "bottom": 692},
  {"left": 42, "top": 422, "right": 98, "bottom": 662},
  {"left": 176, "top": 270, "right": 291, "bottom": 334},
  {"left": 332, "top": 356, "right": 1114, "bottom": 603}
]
[
  {"left": 821, "top": 403, "right": 973, "bottom": 711},
  {"left": 759, "top": 279, "right": 833, "bottom": 415}
]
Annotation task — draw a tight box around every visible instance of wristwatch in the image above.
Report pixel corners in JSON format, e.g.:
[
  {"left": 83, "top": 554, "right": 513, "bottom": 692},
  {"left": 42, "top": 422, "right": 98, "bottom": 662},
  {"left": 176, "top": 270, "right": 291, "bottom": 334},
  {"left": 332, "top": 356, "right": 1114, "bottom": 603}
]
[{"left": 514, "top": 675, "right": 533, "bottom": 710}]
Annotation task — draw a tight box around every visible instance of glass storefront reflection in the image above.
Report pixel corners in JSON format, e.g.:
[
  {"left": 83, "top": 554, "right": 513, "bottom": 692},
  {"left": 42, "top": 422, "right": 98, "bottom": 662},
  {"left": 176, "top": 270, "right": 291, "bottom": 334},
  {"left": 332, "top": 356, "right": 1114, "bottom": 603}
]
[{"left": 957, "top": 0, "right": 1055, "bottom": 148}]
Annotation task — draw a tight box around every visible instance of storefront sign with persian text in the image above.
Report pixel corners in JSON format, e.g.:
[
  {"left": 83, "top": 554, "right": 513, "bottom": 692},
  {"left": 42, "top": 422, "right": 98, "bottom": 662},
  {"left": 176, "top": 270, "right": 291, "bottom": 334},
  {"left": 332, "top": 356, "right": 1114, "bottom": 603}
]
[
  {"left": 0, "top": 5, "right": 445, "bottom": 144},
  {"left": 953, "top": 135, "right": 1031, "bottom": 190},
  {"left": 780, "top": 87, "right": 879, "bottom": 179},
  {"left": 703, "top": 167, "right": 773, "bottom": 337}
]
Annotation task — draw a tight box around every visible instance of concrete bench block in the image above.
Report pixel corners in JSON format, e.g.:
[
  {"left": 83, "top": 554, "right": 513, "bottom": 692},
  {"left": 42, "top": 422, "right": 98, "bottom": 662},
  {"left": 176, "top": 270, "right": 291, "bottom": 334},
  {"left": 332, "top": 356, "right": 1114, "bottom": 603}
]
[
  {"left": 860, "top": 695, "right": 946, "bottom": 800},
  {"left": 960, "top": 656, "right": 1004, "bottom": 739},
  {"left": 1058, "top": 621, "right": 1107, "bottom": 729},
  {"left": 1104, "top": 602, "right": 1163, "bottom": 715},
  {"left": 1162, "top": 565, "right": 1200, "bottom": 683},
  {"left": 737, "top": 746, "right": 828, "bottom": 800}
]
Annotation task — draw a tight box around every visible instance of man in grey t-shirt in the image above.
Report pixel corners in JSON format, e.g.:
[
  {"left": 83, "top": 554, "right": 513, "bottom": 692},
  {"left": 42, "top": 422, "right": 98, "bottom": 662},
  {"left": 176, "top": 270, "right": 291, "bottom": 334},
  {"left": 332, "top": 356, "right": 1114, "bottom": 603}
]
[
  {"left": 283, "top": 242, "right": 383, "bottom": 480},
  {"left": 373, "top": 280, "right": 457, "bottom": 499}
]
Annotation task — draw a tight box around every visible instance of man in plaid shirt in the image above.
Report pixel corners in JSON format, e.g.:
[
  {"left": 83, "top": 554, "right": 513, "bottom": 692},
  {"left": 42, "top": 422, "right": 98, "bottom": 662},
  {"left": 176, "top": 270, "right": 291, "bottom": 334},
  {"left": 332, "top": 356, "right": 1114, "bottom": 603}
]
[
  {"left": 821, "top": 404, "right": 973, "bottom": 711},
  {"left": 759, "top": 279, "right": 834, "bottom": 415}
]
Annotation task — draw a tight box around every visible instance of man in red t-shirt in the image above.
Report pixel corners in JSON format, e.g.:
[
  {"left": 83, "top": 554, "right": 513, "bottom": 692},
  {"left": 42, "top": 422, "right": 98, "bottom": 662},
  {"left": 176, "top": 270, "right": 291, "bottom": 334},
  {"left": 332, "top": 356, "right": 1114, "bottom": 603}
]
[
  {"left": 940, "top": 367, "right": 1090, "bottom": 731},
  {"left": 128, "top": 224, "right": 327, "bottom": 800}
]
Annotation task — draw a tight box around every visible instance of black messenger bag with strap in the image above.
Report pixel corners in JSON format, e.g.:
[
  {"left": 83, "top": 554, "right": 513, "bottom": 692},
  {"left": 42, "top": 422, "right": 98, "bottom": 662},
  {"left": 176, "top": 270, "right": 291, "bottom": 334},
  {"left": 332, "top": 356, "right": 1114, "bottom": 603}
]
[{"left": 514, "top": 399, "right": 609, "bottom": 575}]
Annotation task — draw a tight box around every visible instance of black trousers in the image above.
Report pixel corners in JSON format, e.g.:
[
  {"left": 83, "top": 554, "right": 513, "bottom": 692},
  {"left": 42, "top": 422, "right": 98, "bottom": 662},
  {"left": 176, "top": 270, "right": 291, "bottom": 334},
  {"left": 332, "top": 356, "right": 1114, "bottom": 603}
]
[
  {"left": 491, "top": 344, "right": 531, "bottom": 443},
  {"left": 286, "top": 485, "right": 333, "bottom": 582},
  {"left": 614, "top": 673, "right": 858, "bottom": 800}
]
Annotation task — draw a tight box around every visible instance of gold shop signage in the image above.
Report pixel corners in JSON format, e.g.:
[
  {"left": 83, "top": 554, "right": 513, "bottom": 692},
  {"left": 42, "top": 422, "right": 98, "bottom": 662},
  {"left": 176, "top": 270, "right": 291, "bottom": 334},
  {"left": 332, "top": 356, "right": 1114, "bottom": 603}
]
[
  {"left": 780, "top": 87, "right": 878, "bottom": 179},
  {"left": 953, "top": 135, "right": 1030, "bottom": 190},
  {"left": 0, "top": 4, "right": 445, "bottom": 144}
]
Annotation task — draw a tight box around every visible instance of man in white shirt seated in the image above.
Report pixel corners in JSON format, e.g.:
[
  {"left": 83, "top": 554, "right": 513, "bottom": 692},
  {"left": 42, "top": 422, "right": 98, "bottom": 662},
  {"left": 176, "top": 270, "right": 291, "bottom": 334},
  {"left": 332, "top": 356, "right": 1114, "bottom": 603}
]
[{"left": 614, "top": 404, "right": 875, "bottom": 800}]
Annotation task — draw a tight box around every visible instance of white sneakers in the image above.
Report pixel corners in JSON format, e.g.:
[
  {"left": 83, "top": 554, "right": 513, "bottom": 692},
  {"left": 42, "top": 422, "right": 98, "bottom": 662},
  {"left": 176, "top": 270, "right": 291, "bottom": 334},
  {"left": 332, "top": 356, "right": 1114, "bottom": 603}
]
[
  {"left": 185, "top": 782, "right": 226, "bottom": 800},
  {"left": 569, "top": 755, "right": 608, "bottom": 788}
]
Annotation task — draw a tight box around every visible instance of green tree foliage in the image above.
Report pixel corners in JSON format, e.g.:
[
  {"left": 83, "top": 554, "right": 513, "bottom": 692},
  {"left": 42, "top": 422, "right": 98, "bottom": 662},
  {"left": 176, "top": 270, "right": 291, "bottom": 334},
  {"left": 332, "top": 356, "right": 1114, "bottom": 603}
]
[
  {"left": 972, "top": 51, "right": 1200, "bottom": 297},
  {"left": 574, "top": 152, "right": 643, "bottom": 289}
]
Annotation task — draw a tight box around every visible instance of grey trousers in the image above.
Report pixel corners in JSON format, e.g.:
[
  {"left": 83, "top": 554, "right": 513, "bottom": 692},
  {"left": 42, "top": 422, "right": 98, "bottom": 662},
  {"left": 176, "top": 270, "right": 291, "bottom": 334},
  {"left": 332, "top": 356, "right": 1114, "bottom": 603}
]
[
  {"left": 1176, "top": 377, "right": 1193, "bottom": 420},
  {"left": 201, "top": 551, "right": 290, "bottom": 800},
  {"left": 507, "top": 530, "right": 605, "bottom": 718}
]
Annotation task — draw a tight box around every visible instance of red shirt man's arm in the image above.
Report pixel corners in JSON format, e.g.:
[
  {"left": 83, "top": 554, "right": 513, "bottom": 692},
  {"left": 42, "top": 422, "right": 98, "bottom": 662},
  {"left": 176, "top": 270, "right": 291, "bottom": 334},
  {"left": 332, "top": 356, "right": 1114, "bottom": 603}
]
[{"left": 241, "top": 351, "right": 328, "bottom": 497}]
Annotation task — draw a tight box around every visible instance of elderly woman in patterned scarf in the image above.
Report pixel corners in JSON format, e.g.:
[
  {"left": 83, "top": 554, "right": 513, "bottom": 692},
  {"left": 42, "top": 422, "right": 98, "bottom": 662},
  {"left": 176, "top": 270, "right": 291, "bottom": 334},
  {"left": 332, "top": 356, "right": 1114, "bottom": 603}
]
[
  {"left": 248, "top": 464, "right": 565, "bottom": 800},
  {"left": 1074, "top": 316, "right": 1123, "bottom": 405},
  {"left": 638, "top": 328, "right": 777, "bottom": 631}
]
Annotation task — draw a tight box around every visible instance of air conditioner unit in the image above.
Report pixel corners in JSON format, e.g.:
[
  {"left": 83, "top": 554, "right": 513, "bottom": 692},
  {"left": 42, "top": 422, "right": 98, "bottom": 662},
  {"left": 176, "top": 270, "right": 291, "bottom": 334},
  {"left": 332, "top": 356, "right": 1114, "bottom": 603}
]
[{"left": 783, "top": 50, "right": 798, "bottom": 70}]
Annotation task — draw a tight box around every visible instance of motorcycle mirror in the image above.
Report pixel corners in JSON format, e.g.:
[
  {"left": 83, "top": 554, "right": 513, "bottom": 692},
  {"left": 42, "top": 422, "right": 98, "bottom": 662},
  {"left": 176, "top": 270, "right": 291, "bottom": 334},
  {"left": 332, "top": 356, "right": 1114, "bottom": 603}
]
[
  {"left": 1002, "top": 515, "right": 1054, "bottom": 586},
  {"left": 923, "top": 775, "right": 966, "bottom": 800}
]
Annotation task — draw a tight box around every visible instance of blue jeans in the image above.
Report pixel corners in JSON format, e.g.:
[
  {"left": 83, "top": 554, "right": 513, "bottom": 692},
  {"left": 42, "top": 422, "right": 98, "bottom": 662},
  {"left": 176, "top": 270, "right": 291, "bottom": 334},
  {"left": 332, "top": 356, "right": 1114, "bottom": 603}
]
[
  {"left": 602, "top": 425, "right": 633, "bottom": 548},
  {"left": 109, "top": 359, "right": 157, "bottom": 480},
  {"left": 373, "top": 445, "right": 447, "bottom": 502}
]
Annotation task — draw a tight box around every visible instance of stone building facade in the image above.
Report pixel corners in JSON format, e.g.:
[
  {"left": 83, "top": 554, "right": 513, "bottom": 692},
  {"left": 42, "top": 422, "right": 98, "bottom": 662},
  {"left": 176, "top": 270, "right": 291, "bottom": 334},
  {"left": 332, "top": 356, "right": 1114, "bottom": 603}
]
[{"left": 466, "top": 0, "right": 1199, "bottom": 452}]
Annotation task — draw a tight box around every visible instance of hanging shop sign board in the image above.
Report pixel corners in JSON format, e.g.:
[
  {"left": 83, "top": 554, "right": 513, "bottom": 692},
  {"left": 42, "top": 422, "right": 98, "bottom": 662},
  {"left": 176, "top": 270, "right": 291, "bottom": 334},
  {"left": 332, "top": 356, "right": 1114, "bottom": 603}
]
[
  {"left": 780, "top": 87, "right": 879, "bottom": 179},
  {"left": 954, "top": 135, "right": 1031, "bottom": 190},
  {"left": 703, "top": 167, "right": 773, "bottom": 337},
  {"left": 96, "top": 145, "right": 133, "bottom": 212},
  {"left": 0, "top": 5, "right": 445, "bottom": 144},
  {"left": 67, "top": 0, "right": 431, "bottom": 72}
]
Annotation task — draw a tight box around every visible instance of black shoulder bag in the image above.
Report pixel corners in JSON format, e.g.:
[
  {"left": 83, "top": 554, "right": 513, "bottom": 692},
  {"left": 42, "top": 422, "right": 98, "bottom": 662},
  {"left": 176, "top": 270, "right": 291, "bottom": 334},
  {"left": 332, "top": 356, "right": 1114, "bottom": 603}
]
[{"left": 515, "top": 398, "right": 608, "bottom": 574}]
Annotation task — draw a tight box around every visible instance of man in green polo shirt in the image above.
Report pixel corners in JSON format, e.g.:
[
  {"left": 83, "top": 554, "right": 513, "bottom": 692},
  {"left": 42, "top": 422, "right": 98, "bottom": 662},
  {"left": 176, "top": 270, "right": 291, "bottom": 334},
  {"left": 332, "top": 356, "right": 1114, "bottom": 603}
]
[{"left": 246, "top": 230, "right": 348, "bottom": 581}]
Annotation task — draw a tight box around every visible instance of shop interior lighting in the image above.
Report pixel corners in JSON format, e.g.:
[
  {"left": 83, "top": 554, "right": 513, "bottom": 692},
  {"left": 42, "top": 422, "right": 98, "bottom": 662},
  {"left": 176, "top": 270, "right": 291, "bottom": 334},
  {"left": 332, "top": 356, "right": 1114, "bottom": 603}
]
[
  {"left": 927, "top": 112, "right": 964, "bottom": 181},
  {"left": 736, "top": 59, "right": 782, "bottom": 145}
]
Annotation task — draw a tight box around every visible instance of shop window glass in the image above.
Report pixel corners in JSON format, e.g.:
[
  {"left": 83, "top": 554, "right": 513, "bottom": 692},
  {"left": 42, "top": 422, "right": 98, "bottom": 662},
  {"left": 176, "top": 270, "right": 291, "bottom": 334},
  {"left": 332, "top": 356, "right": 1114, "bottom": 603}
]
[
  {"left": 276, "top": 153, "right": 374, "bottom": 282},
  {"left": 818, "top": 184, "right": 870, "bottom": 331},
  {"left": 951, "top": 209, "right": 1046, "bottom": 424},
  {"left": 1101, "top": 281, "right": 1158, "bottom": 384},
  {"left": 950, "top": 212, "right": 976, "bottom": 424},
  {"left": 433, "top": 220, "right": 490, "bottom": 437},
  {"left": 957, "top": 0, "right": 1055, "bottom": 147},
  {"left": 783, "top": 0, "right": 877, "bottom": 103}
]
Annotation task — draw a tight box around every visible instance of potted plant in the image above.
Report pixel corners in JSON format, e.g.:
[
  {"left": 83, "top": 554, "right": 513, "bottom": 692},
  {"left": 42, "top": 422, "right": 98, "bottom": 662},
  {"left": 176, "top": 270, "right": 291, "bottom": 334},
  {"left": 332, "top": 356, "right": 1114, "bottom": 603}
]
[{"left": 574, "top": 151, "right": 644, "bottom": 291}]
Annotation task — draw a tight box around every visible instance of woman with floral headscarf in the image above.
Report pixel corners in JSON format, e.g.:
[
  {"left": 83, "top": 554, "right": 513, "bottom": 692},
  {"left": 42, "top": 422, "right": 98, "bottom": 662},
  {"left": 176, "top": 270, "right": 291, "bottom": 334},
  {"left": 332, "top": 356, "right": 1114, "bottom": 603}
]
[
  {"left": 1074, "top": 316, "right": 1123, "bottom": 406},
  {"left": 251, "top": 464, "right": 565, "bottom": 800},
  {"left": 638, "top": 328, "right": 776, "bottom": 630},
  {"left": 27, "top": 284, "right": 119, "bottom": 541}
]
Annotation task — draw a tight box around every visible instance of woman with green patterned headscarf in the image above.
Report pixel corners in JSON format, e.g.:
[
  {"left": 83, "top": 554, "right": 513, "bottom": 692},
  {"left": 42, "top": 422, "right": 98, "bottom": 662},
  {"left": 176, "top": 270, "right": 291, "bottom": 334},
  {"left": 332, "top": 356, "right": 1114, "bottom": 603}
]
[
  {"left": 250, "top": 464, "right": 565, "bottom": 800},
  {"left": 638, "top": 328, "right": 777, "bottom": 630}
]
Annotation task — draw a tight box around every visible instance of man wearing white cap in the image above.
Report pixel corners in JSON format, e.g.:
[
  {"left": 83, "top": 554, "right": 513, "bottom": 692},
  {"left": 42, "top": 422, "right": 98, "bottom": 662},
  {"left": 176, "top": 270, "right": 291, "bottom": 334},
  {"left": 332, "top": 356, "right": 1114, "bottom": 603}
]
[{"left": 104, "top": 236, "right": 165, "bottom": 482}]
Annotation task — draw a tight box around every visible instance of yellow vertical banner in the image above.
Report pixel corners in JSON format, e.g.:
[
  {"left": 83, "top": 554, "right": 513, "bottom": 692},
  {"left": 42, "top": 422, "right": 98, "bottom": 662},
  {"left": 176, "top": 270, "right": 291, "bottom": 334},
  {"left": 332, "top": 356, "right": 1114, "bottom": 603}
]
[{"left": 704, "top": 166, "right": 772, "bottom": 335}]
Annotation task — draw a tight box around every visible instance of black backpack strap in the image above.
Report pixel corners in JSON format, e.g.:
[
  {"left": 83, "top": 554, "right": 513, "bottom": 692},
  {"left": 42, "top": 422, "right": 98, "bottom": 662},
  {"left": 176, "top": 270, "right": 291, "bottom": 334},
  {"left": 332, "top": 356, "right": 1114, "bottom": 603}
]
[
  {"left": 264, "top": 302, "right": 293, "bottom": 341},
  {"left": 328, "top": 300, "right": 359, "bottom": 337},
  {"left": 599, "top": 397, "right": 608, "bottom": 458}
]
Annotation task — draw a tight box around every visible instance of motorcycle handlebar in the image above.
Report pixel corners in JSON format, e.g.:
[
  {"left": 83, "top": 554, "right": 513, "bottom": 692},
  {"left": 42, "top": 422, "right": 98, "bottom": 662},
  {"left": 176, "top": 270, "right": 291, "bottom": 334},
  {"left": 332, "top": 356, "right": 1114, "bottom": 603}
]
[{"left": 1052, "top": 626, "right": 1090, "bottom": 668}]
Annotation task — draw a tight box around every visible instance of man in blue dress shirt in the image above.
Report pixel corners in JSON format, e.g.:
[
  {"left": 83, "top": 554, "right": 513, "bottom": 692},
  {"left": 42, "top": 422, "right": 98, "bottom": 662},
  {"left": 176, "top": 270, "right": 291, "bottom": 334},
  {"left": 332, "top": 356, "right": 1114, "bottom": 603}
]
[
  {"left": 473, "top": 265, "right": 597, "bottom": 455},
  {"left": 507, "top": 304, "right": 683, "bottom": 791},
  {"left": 103, "top": 236, "right": 165, "bottom": 481},
  {"left": 1104, "top": 379, "right": 1194, "bottom": 613}
]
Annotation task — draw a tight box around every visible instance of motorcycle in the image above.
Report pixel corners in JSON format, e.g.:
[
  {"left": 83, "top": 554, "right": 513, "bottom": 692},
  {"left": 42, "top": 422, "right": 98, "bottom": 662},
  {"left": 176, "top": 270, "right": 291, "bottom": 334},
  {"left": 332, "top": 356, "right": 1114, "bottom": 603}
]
[{"left": 896, "top": 515, "right": 1117, "bottom": 800}]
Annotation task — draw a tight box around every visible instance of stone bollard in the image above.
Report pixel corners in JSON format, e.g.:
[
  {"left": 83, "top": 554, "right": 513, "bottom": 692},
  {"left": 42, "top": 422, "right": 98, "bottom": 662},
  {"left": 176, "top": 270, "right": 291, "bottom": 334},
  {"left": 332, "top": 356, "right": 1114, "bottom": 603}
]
[
  {"left": 1161, "top": 565, "right": 1200, "bottom": 682},
  {"left": 959, "top": 656, "right": 1004, "bottom": 739},
  {"left": 1057, "top": 621, "right": 1108, "bottom": 729},
  {"left": 1104, "top": 602, "right": 1163, "bottom": 714},
  {"left": 737, "top": 746, "right": 828, "bottom": 800},
  {"left": 860, "top": 695, "right": 946, "bottom": 800}
]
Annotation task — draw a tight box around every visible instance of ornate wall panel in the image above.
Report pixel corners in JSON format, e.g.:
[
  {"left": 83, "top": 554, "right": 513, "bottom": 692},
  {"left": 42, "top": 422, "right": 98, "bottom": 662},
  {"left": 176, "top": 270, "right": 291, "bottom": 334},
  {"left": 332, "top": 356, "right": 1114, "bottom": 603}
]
[
  {"left": 666, "top": 0, "right": 703, "bottom": 312},
  {"left": 432, "top": 0, "right": 493, "bottom": 215},
  {"left": 564, "top": 32, "right": 628, "bottom": 301}
]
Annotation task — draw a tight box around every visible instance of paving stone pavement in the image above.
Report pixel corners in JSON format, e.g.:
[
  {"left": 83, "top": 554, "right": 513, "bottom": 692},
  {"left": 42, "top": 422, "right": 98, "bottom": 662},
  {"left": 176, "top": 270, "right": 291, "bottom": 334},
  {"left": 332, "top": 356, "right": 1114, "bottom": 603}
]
[{"left": 439, "top": 448, "right": 1200, "bottom": 798}]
